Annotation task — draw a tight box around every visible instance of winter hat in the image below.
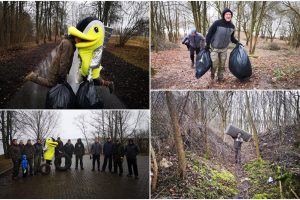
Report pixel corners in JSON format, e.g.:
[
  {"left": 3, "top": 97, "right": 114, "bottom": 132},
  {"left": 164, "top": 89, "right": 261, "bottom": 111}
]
[
  {"left": 222, "top": 8, "right": 233, "bottom": 19},
  {"left": 190, "top": 27, "right": 197, "bottom": 34}
]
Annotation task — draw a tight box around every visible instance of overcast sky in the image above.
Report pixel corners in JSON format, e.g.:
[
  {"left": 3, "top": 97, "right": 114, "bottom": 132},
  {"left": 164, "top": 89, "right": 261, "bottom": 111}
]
[{"left": 56, "top": 110, "right": 149, "bottom": 140}]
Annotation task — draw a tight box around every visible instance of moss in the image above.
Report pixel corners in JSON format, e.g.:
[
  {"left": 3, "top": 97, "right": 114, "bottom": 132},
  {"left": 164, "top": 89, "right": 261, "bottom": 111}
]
[
  {"left": 244, "top": 159, "right": 279, "bottom": 199},
  {"left": 212, "top": 169, "right": 236, "bottom": 183},
  {"left": 253, "top": 193, "right": 272, "bottom": 199},
  {"left": 187, "top": 154, "right": 238, "bottom": 199}
]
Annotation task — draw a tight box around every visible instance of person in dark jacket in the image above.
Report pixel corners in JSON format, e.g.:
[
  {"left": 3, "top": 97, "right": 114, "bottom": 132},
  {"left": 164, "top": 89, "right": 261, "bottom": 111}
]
[
  {"left": 19, "top": 140, "right": 25, "bottom": 155},
  {"left": 182, "top": 28, "right": 206, "bottom": 68},
  {"left": 74, "top": 138, "right": 85, "bottom": 170},
  {"left": 25, "top": 35, "right": 76, "bottom": 87},
  {"left": 10, "top": 139, "right": 21, "bottom": 179},
  {"left": 102, "top": 137, "right": 113, "bottom": 172},
  {"left": 55, "top": 137, "right": 64, "bottom": 168},
  {"left": 112, "top": 139, "right": 124, "bottom": 176},
  {"left": 91, "top": 138, "right": 102, "bottom": 171},
  {"left": 234, "top": 133, "right": 244, "bottom": 164},
  {"left": 33, "top": 139, "right": 43, "bottom": 175},
  {"left": 63, "top": 139, "right": 74, "bottom": 159},
  {"left": 205, "top": 8, "right": 242, "bottom": 82},
  {"left": 24, "top": 139, "right": 35, "bottom": 176},
  {"left": 125, "top": 139, "right": 139, "bottom": 179}
]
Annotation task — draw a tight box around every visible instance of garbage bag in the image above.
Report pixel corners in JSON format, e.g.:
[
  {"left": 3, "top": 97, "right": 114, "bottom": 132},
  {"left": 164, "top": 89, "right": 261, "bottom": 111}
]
[
  {"left": 45, "top": 82, "right": 76, "bottom": 109},
  {"left": 225, "top": 124, "right": 252, "bottom": 142},
  {"left": 195, "top": 49, "right": 212, "bottom": 79},
  {"left": 54, "top": 153, "right": 71, "bottom": 171},
  {"left": 76, "top": 80, "right": 103, "bottom": 108},
  {"left": 229, "top": 45, "right": 252, "bottom": 79}
]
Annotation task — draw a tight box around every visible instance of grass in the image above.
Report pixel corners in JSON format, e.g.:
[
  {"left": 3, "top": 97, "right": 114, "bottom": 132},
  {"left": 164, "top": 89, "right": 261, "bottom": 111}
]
[{"left": 106, "top": 35, "right": 149, "bottom": 71}]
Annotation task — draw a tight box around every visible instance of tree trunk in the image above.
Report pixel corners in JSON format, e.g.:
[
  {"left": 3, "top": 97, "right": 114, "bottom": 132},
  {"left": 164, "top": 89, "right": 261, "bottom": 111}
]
[
  {"left": 150, "top": 143, "right": 158, "bottom": 191},
  {"left": 245, "top": 92, "right": 262, "bottom": 160},
  {"left": 166, "top": 92, "right": 186, "bottom": 179}
]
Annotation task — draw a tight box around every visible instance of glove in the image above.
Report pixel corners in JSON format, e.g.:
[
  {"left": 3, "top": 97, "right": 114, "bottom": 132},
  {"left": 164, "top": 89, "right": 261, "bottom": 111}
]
[{"left": 204, "top": 46, "right": 211, "bottom": 51}]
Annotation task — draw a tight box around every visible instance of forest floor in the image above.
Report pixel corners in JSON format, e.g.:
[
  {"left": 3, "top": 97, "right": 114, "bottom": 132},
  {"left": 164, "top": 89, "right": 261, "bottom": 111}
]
[
  {"left": 151, "top": 38, "right": 300, "bottom": 90},
  {"left": 152, "top": 124, "right": 300, "bottom": 199},
  {"left": 0, "top": 38, "right": 149, "bottom": 109}
]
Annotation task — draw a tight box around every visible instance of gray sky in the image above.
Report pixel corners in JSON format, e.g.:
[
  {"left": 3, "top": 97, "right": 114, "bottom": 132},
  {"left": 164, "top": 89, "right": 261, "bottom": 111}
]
[{"left": 56, "top": 110, "right": 149, "bottom": 140}]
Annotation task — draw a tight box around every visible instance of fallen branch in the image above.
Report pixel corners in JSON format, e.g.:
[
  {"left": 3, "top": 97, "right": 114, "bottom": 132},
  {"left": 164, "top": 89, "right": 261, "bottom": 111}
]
[{"left": 291, "top": 188, "right": 299, "bottom": 199}]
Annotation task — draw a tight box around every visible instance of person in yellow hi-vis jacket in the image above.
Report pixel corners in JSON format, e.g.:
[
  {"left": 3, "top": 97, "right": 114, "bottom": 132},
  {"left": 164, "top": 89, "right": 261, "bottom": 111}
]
[
  {"left": 68, "top": 17, "right": 114, "bottom": 93},
  {"left": 43, "top": 138, "right": 58, "bottom": 165}
]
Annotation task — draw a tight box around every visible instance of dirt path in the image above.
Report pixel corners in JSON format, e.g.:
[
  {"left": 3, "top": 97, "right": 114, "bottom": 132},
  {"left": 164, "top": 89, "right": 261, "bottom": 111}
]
[
  {"left": 208, "top": 125, "right": 256, "bottom": 199},
  {"left": 151, "top": 43, "right": 300, "bottom": 89},
  {"left": 0, "top": 42, "right": 58, "bottom": 107}
]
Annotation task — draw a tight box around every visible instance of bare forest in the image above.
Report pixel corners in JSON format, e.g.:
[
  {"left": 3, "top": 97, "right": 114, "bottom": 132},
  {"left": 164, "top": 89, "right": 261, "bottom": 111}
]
[
  {"left": 151, "top": 91, "right": 300, "bottom": 199},
  {"left": 151, "top": 1, "right": 300, "bottom": 89}
]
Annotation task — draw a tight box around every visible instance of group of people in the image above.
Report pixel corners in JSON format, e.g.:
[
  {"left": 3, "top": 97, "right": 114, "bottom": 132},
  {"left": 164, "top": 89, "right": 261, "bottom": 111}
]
[
  {"left": 90, "top": 137, "right": 140, "bottom": 179},
  {"left": 182, "top": 8, "right": 242, "bottom": 82},
  {"left": 9, "top": 137, "right": 140, "bottom": 179}
]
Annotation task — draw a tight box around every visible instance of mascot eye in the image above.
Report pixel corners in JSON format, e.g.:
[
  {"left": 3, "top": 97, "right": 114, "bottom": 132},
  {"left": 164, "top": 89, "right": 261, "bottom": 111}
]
[{"left": 94, "top": 27, "right": 99, "bottom": 33}]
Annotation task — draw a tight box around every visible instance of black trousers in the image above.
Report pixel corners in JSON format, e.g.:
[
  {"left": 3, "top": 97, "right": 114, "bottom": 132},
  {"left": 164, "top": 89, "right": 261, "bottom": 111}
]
[
  {"left": 190, "top": 47, "right": 201, "bottom": 63},
  {"left": 92, "top": 154, "right": 100, "bottom": 169},
  {"left": 76, "top": 155, "right": 83, "bottom": 169},
  {"left": 102, "top": 155, "right": 112, "bottom": 171},
  {"left": 127, "top": 158, "right": 138, "bottom": 176},
  {"left": 113, "top": 158, "right": 123, "bottom": 174},
  {"left": 28, "top": 158, "right": 33, "bottom": 175},
  {"left": 12, "top": 160, "right": 20, "bottom": 178}
]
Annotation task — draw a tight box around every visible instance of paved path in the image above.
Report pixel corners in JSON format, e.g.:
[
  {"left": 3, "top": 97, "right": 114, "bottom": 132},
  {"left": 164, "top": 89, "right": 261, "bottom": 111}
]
[{"left": 0, "top": 155, "right": 149, "bottom": 199}]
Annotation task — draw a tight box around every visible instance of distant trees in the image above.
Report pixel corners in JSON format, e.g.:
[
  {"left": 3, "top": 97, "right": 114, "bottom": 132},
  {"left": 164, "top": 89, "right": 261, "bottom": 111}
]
[
  {"left": 0, "top": 2, "right": 32, "bottom": 48},
  {"left": 116, "top": 1, "right": 149, "bottom": 47},
  {"left": 151, "top": 1, "right": 300, "bottom": 51}
]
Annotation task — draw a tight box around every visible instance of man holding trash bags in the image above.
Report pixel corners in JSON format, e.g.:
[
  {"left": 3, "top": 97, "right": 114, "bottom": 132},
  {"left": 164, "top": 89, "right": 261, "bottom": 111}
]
[
  {"left": 205, "top": 8, "right": 243, "bottom": 82},
  {"left": 182, "top": 28, "right": 206, "bottom": 68}
]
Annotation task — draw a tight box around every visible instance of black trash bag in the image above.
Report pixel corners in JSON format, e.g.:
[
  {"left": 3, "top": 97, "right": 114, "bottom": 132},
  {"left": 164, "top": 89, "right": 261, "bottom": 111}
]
[
  {"left": 76, "top": 80, "right": 104, "bottom": 109},
  {"left": 54, "top": 153, "right": 72, "bottom": 171},
  {"left": 229, "top": 45, "right": 252, "bottom": 79},
  {"left": 45, "top": 82, "right": 76, "bottom": 109},
  {"left": 195, "top": 49, "right": 212, "bottom": 79}
]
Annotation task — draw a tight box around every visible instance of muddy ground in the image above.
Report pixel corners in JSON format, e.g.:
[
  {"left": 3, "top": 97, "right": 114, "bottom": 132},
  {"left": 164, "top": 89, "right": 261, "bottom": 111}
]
[{"left": 151, "top": 39, "right": 300, "bottom": 90}]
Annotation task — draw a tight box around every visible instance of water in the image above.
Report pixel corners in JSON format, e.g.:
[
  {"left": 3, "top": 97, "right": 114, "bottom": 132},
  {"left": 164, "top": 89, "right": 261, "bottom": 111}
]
[{"left": 5, "top": 47, "right": 125, "bottom": 109}]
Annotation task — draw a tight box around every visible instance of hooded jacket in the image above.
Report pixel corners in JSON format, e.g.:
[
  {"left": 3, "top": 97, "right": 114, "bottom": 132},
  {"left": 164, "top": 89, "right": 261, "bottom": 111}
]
[
  {"left": 74, "top": 140, "right": 85, "bottom": 156},
  {"left": 206, "top": 8, "right": 238, "bottom": 49}
]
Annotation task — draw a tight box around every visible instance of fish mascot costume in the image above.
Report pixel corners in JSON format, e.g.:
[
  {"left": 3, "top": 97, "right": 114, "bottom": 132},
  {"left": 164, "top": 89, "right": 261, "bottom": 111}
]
[
  {"left": 68, "top": 17, "right": 107, "bottom": 81},
  {"left": 43, "top": 138, "right": 58, "bottom": 164},
  {"left": 68, "top": 17, "right": 113, "bottom": 108}
]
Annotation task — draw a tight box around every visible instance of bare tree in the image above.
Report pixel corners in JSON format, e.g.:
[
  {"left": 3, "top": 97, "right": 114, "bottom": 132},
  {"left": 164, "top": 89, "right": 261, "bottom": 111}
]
[
  {"left": 17, "top": 111, "right": 60, "bottom": 141},
  {"left": 74, "top": 114, "right": 91, "bottom": 152},
  {"left": 166, "top": 91, "right": 186, "bottom": 179},
  {"left": 117, "top": 1, "right": 149, "bottom": 47}
]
